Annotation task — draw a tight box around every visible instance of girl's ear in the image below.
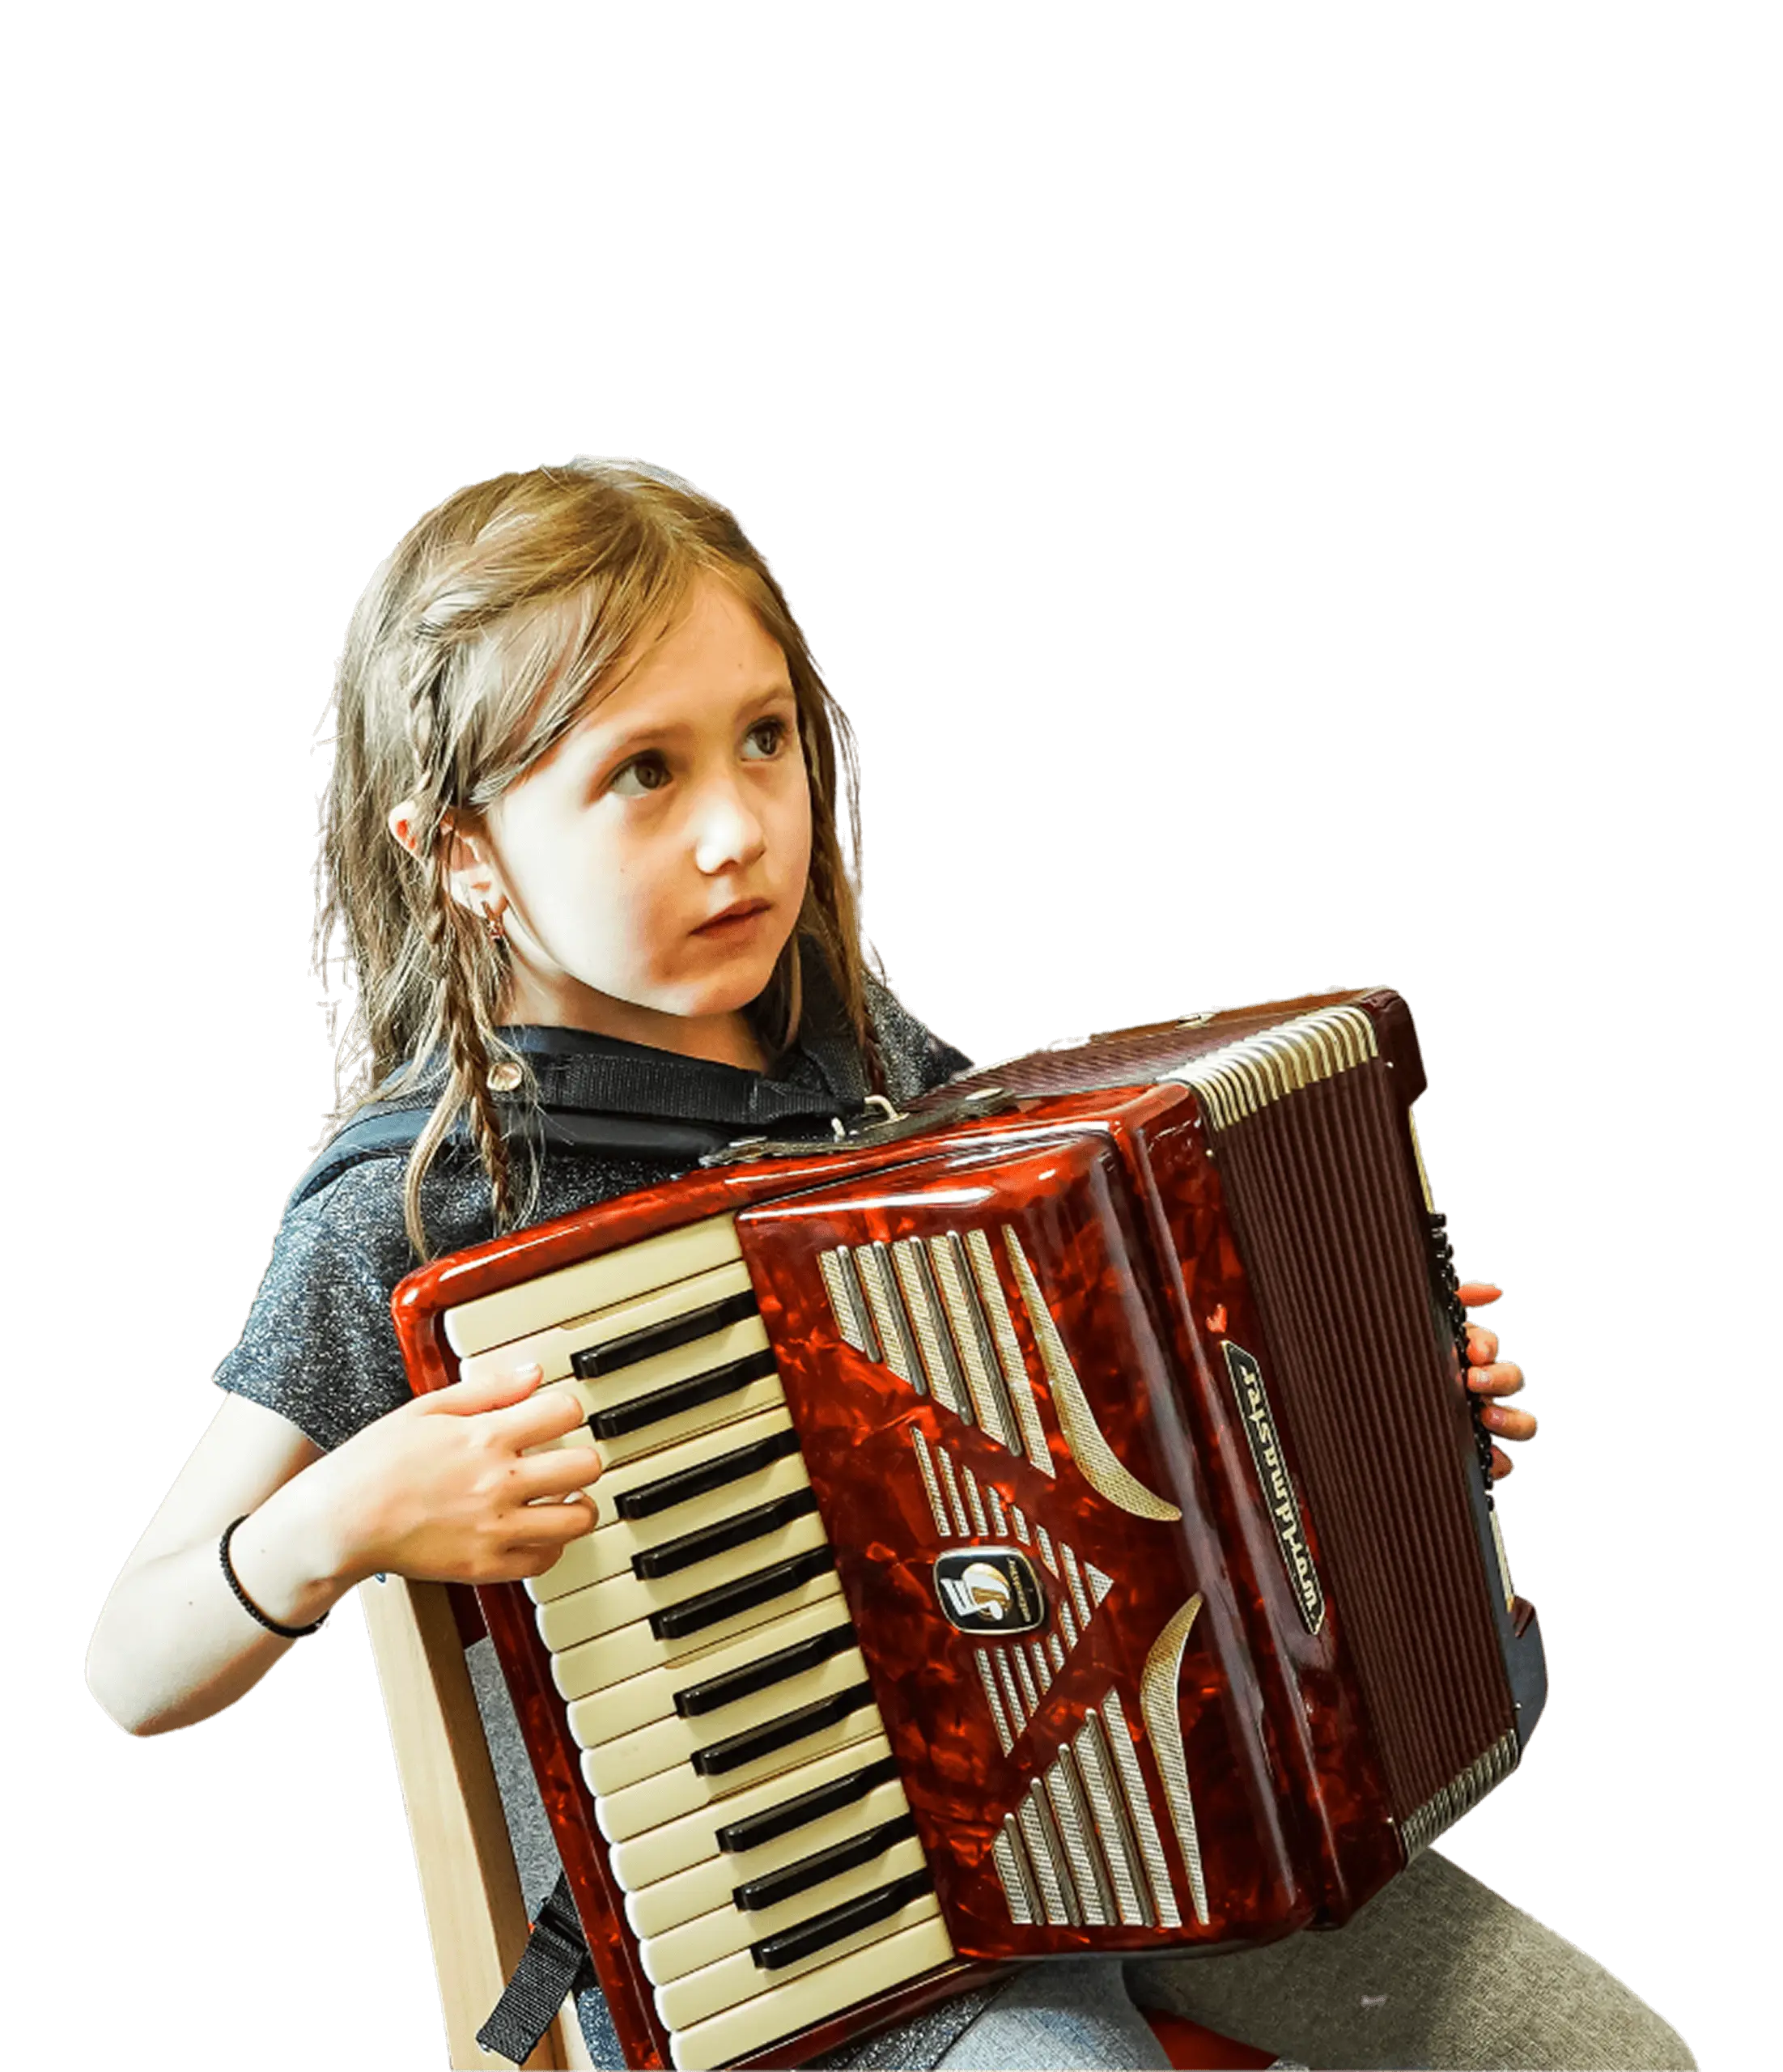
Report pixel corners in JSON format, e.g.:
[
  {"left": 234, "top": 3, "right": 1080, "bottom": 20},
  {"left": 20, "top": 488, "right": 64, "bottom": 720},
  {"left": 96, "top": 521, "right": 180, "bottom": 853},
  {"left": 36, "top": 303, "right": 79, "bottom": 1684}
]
[
  {"left": 386, "top": 798, "right": 425, "bottom": 860},
  {"left": 387, "top": 799, "right": 500, "bottom": 913}
]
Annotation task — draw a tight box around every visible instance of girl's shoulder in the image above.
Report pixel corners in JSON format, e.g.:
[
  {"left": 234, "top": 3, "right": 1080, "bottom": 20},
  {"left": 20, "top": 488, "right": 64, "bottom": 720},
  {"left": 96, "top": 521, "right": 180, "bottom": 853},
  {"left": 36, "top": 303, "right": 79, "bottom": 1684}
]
[{"left": 266, "top": 1128, "right": 693, "bottom": 1281}]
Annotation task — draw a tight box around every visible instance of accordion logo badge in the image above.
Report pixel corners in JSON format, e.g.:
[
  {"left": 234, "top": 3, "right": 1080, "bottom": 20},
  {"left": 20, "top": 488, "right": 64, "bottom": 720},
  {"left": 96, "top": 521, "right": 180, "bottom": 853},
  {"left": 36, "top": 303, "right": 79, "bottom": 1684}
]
[
  {"left": 932, "top": 1548, "right": 1046, "bottom": 1636},
  {"left": 1224, "top": 1340, "right": 1327, "bottom": 1635}
]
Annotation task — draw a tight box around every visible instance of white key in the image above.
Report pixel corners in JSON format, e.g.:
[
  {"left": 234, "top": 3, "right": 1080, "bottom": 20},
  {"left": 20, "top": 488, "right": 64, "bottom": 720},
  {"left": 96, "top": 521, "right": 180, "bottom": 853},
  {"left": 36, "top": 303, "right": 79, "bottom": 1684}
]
[
  {"left": 589, "top": 1371, "right": 789, "bottom": 1472},
  {"left": 560, "top": 1405, "right": 796, "bottom": 1533},
  {"left": 520, "top": 1313, "right": 775, "bottom": 1501},
  {"left": 596, "top": 1713, "right": 884, "bottom": 1845},
  {"left": 608, "top": 1731, "right": 894, "bottom": 1893},
  {"left": 537, "top": 1511, "right": 831, "bottom": 1653},
  {"left": 657, "top": 1887, "right": 942, "bottom": 2031},
  {"left": 562, "top": 1313, "right": 771, "bottom": 1424},
  {"left": 550, "top": 1571, "right": 846, "bottom": 1701},
  {"left": 535, "top": 1450, "right": 813, "bottom": 1602},
  {"left": 582, "top": 1647, "right": 872, "bottom": 1797},
  {"left": 444, "top": 1213, "right": 744, "bottom": 1358},
  {"left": 567, "top": 1601, "right": 852, "bottom": 1748},
  {"left": 458, "top": 1259, "right": 757, "bottom": 1389},
  {"left": 642, "top": 1836, "right": 928, "bottom": 1986},
  {"left": 667, "top": 1917, "right": 956, "bottom": 2071},
  {"left": 625, "top": 1776, "right": 913, "bottom": 1940}
]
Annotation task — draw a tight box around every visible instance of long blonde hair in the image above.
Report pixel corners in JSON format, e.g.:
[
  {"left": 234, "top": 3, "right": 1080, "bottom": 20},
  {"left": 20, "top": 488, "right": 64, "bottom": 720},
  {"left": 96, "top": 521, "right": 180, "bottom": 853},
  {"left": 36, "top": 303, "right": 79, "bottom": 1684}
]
[{"left": 316, "top": 459, "right": 878, "bottom": 1256}]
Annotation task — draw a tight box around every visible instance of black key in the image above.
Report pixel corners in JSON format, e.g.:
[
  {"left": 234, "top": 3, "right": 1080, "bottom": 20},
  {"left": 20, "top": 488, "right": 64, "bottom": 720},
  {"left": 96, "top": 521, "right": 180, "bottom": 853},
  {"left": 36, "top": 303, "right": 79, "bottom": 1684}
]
[
  {"left": 586, "top": 1348, "right": 778, "bottom": 1442},
  {"left": 733, "top": 1813, "right": 919, "bottom": 1914},
  {"left": 716, "top": 1753, "right": 901, "bottom": 1855},
  {"left": 649, "top": 1546, "right": 835, "bottom": 1642},
  {"left": 690, "top": 1683, "right": 877, "bottom": 1780},
  {"left": 750, "top": 1868, "right": 934, "bottom": 1972},
  {"left": 572, "top": 1288, "right": 759, "bottom": 1380},
  {"left": 673, "top": 1622, "right": 856, "bottom": 1719},
  {"left": 616, "top": 1425, "right": 804, "bottom": 1522},
  {"left": 631, "top": 1488, "right": 819, "bottom": 1582}
]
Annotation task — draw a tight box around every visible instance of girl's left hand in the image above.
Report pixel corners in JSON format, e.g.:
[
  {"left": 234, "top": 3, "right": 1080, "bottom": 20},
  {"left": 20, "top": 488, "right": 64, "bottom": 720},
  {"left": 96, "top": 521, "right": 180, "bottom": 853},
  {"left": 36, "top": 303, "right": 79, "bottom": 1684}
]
[{"left": 1457, "top": 1281, "right": 1536, "bottom": 1480}]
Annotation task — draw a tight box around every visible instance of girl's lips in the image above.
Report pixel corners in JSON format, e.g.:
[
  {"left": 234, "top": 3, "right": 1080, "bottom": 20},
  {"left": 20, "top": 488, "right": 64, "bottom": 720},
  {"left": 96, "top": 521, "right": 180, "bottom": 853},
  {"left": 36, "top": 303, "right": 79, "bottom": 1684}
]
[{"left": 694, "top": 901, "right": 770, "bottom": 934}]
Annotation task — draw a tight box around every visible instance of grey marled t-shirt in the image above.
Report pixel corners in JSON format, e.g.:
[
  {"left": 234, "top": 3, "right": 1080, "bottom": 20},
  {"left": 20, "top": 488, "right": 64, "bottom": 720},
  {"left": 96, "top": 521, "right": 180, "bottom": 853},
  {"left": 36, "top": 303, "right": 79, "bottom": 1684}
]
[{"left": 210, "top": 970, "right": 1000, "bottom": 2069}]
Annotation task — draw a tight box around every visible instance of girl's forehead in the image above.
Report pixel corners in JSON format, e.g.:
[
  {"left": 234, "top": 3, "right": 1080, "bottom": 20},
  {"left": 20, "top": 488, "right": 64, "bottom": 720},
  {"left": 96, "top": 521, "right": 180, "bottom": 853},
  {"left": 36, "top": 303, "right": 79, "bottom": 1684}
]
[
  {"left": 566, "top": 675, "right": 798, "bottom": 768},
  {"left": 507, "top": 580, "right": 791, "bottom": 775},
  {"left": 579, "top": 605, "right": 791, "bottom": 725}
]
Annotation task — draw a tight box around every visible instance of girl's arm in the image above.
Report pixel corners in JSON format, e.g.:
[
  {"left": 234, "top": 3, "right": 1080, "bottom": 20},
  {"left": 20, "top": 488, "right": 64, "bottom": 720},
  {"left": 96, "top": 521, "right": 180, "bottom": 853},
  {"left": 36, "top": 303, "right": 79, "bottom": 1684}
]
[{"left": 87, "top": 1366, "right": 601, "bottom": 1736}]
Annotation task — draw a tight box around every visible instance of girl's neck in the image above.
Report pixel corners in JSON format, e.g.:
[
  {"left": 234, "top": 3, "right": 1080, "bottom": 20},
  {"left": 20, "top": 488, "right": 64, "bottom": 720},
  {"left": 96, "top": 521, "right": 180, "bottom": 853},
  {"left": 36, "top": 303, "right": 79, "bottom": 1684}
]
[
  {"left": 495, "top": 994, "right": 770, "bottom": 1077},
  {"left": 642, "top": 1014, "right": 772, "bottom": 1073}
]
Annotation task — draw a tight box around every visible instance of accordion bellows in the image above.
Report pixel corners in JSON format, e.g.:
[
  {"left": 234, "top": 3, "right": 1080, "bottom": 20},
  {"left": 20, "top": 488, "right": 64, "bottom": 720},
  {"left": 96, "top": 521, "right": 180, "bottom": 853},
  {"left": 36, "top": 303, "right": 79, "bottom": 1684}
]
[{"left": 393, "top": 987, "right": 1547, "bottom": 2070}]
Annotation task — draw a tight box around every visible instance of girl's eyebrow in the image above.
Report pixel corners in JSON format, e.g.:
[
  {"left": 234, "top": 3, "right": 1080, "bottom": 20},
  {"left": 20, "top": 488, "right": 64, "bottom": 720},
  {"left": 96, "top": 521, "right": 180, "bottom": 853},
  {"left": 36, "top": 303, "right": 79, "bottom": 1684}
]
[{"left": 584, "top": 679, "right": 796, "bottom": 758}]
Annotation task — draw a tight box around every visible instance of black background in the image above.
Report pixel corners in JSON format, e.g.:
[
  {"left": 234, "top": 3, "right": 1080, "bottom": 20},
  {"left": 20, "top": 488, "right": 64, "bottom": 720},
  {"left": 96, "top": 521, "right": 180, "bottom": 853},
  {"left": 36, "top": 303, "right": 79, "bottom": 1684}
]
[{"left": 69, "top": 424, "right": 1714, "bottom": 2072}]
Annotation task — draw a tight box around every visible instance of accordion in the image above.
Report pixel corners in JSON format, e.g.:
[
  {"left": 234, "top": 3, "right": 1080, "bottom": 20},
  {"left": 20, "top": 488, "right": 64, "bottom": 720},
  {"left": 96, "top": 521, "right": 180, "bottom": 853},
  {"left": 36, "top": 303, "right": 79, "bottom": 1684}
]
[{"left": 393, "top": 988, "right": 1547, "bottom": 2071}]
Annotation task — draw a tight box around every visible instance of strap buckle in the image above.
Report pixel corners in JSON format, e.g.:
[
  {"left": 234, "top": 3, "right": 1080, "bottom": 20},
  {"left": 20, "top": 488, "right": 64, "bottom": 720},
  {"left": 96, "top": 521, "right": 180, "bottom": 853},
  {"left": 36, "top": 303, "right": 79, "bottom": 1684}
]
[{"left": 698, "top": 1086, "right": 1015, "bottom": 1167}]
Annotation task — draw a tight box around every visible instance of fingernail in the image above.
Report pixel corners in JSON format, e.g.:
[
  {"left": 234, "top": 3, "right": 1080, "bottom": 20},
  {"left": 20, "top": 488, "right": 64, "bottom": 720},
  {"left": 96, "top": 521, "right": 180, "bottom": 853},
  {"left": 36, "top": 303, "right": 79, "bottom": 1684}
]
[{"left": 514, "top": 1361, "right": 541, "bottom": 1382}]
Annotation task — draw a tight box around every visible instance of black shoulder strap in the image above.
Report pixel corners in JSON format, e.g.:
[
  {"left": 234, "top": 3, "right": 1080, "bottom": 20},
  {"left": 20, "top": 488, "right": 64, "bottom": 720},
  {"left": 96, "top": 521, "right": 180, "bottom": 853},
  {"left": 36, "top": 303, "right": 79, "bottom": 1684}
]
[
  {"left": 285, "top": 1025, "right": 895, "bottom": 1216},
  {"left": 287, "top": 1071, "right": 1022, "bottom": 1214},
  {"left": 283, "top": 1103, "right": 741, "bottom": 1215}
]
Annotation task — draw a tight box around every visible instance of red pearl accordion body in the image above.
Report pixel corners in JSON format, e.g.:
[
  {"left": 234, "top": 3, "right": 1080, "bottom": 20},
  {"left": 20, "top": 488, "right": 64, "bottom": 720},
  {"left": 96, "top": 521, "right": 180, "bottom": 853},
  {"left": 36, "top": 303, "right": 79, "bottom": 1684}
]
[{"left": 392, "top": 987, "right": 1546, "bottom": 2070}]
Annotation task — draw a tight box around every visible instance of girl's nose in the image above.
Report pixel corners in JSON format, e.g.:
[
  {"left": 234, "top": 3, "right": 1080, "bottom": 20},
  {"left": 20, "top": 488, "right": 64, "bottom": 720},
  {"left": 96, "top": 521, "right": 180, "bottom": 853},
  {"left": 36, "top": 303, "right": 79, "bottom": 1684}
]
[{"left": 691, "top": 787, "right": 770, "bottom": 861}]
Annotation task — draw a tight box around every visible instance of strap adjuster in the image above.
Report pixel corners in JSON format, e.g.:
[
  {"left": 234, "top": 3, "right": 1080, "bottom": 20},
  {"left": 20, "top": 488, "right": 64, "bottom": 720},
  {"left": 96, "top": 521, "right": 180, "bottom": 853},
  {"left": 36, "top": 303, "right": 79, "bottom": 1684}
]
[{"left": 474, "top": 1873, "right": 594, "bottom": 2067}]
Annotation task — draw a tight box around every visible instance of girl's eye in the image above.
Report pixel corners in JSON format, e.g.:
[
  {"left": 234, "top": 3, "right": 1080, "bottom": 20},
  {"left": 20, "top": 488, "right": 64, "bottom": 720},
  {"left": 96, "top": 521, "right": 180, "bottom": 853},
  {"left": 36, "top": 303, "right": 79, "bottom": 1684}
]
[
  {"left": 609, "top": 753, "right": 671, "bottom": 798},
  {"left": 745, "top": 717, "right": 790, "bottom": 758},
  {"left": 613, "top": 720, "right": 791, "bottom": 800}
]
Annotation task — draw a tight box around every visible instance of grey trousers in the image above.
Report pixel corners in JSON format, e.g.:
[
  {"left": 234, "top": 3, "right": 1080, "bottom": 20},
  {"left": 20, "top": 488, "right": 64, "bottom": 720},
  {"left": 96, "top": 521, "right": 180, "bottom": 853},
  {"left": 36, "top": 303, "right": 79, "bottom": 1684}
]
[{"left": 934, "top": 1851, "right": 1694, "bottom": 2072}]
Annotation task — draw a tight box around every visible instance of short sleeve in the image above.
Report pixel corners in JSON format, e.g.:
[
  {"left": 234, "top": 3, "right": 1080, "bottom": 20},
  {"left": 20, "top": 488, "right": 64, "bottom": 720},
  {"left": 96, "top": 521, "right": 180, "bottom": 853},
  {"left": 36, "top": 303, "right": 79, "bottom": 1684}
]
[
  {"left": 211, "top": 1161, "right": 418, "bottom": 1451},
  {"left": 210, "top": 1143, "right": 691, "bottom": 1450}
]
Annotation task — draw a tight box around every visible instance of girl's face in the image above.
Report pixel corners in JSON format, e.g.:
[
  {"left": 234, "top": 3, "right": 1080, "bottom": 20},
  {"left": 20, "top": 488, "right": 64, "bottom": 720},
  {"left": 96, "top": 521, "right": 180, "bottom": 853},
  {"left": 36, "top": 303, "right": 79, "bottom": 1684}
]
[{"left": 465, "top": 574, "right": 813, "bottom": 1064}]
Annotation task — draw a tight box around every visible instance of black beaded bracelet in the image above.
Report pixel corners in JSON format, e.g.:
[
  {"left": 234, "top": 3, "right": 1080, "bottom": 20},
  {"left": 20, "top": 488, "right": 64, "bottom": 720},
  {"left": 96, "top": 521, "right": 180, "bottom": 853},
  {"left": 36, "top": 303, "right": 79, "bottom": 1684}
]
[{"left": 219, "top": 1514, "right": 329, "bottom": 1638}]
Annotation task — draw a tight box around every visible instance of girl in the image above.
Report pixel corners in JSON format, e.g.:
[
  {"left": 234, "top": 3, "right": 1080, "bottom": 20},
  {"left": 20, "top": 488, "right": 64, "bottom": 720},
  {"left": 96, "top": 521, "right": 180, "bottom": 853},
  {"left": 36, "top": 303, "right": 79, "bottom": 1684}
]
[{"left": 87, "top": 460, "right": 1687, "bottom": 2071}]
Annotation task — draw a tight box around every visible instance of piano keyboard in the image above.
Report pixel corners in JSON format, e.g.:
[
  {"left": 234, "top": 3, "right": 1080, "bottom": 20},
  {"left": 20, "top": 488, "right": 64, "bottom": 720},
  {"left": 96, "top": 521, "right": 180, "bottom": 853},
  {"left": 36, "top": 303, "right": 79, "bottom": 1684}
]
[{"left": 452, "top": 1213, "right": 956, "bottom": 2072}]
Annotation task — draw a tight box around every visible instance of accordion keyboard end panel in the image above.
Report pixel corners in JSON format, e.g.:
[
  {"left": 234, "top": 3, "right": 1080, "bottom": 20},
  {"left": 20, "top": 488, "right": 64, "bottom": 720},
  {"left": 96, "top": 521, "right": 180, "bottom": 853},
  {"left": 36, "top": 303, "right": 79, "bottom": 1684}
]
[
  {"left": 727, "top": 1118, "right": 1323, "bottom": 1953},
  {"left": 749, "top": 1084, "right": 1365, "bottom": 1944}
]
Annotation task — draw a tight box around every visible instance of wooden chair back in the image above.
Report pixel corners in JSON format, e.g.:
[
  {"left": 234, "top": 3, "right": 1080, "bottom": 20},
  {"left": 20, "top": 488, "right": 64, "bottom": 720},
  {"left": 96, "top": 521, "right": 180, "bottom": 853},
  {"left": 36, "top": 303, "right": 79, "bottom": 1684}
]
[{"left": 361, "top": 1573, "right": 592, "bottom": 2071}]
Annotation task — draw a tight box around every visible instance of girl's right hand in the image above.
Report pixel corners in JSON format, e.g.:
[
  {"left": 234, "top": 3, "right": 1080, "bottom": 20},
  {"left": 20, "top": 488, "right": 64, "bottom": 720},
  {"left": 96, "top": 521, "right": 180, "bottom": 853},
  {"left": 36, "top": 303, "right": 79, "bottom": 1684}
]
[{"left": 311, "top": 1363, "right": 602, "bottom": 1587}]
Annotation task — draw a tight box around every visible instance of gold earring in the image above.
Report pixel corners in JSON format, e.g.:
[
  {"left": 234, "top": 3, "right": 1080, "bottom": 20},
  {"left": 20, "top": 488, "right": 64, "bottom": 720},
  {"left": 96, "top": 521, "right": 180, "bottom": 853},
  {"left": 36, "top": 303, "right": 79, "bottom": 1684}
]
[{"left": 482, "top": 898, "right": 507, "bottom": 945}]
